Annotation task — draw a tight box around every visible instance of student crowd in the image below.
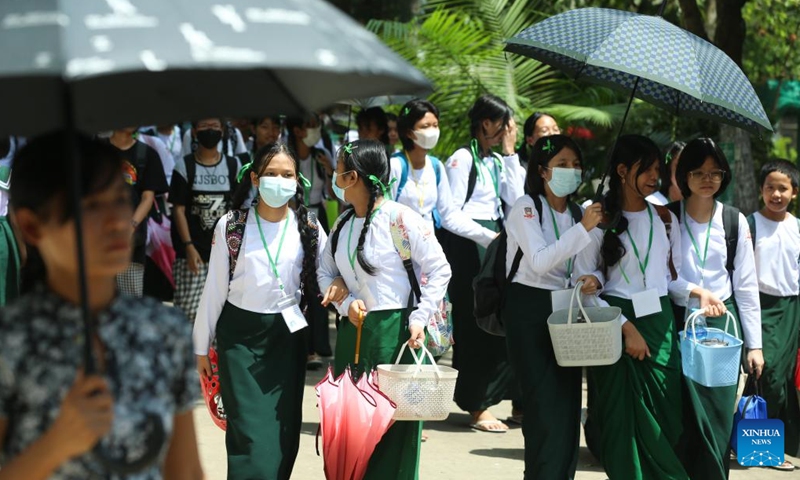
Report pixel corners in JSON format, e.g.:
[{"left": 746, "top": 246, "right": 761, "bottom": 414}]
[{"left": 0, "top": 93, "right": 798, "bottom": 480}]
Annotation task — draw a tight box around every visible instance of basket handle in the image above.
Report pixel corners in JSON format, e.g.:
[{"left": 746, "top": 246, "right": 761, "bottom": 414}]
[
  {"left": 682, "top": 308, "right": 739, "bottom": 342},
  {"left": 566, "top": 281, "right": 592, "bottom": 325},
  {"left": 393, "top": 342, "right": 442, "bottom": 380}
]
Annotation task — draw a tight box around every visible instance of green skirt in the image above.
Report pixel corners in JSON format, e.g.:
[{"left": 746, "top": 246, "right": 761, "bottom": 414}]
[
  {"left": 760, "top": 293, "right": 800, "bottom": 454},
  {"left": 334, "top": 309, "right": 423, "bottom": 480},
  {"left": 590, "top": 296, "right": 688, "bottom": 480},
  {"left": 0, "top": 216, "right": 20, "bottom": 306},
  {"left": 447, "top": 219, "right": 517, "bottom": 412},
  {"left": 503, "top": 283, "right": 580, "bottom": 480},
  {"left": 673, "top": 298, "right": 743, "bottom": 480},
  {"left": 216, "top": 302, "right": 306, "bottom": 480}
]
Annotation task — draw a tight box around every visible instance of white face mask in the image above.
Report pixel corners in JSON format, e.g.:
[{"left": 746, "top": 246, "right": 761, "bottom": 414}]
[
  {"left": 412, "top": 128, "right": 440, "bottom": 150},
  {"left": 258, "top": 176, "right": 297, "bottom": 207},
  {"left": 302, "top": 127, "right": 322, "bottom": 148}
]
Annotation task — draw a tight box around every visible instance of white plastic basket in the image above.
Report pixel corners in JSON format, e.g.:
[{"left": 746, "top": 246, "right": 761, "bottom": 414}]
[
  {"left": 376, "top": 343, "right": 458, "bottom": 421},
  {"left": 681, "top": 309, "right": 743, "bottom": 388},
  {"left": 547, "top": 281, "right": 623, "bottom": 367}
]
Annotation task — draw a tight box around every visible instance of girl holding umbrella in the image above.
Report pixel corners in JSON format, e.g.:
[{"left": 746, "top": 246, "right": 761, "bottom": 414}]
[
  {"left": 573, "top": 134, "right": 724, "bottom": 479},
  {"left": 0, "top": 131, "right": 203, "bottom": 479},
  {"left": 319, "top": 139, "right": 451, "bottom": 479},
  {"left": 193, "top": 142, "right": 346, "bottom": 479}
]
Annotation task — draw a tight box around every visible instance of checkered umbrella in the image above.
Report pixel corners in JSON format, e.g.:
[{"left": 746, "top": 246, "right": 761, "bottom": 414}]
[{"left": 505, "top": 7, "right": 772, "bottom": 134}]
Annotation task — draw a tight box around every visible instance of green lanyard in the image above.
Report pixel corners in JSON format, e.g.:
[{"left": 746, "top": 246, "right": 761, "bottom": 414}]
[
  {"left": 346, "top": 203, "right": 385, "bottom": 275},
  {"left": 545, "top": 200, "right": 574, "bottom": 285},
  {"left": 255, "top": 210, "right": 290, "bottom": 293},
  {"left": 684, "top": 201, "right": 716, "bottom": 285},
  {"left": 620, "top": 205, "right": 654, "bottom": 288},
  {"left": 469, "top": 139, "right": 501, "bottom": 198}
]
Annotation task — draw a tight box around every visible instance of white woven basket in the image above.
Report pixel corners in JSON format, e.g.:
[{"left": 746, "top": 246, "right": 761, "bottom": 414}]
[
  {"left": 376, "top": 343, "right": 458, "bottom": 421},
  {"left": 547, "top": 282, "right": 623, "bottom": 367}
]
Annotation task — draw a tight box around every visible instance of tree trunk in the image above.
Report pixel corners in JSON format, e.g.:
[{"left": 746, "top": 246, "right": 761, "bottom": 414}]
[{"left": 723, "top": 124, "right": 760, "bottom": 214}]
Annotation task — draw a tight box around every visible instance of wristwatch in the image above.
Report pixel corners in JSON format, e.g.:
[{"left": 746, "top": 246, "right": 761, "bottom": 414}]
[
  {"left": 184, "top": 240, "right": 193, "bottom": 247},
  {"left": 131, "top": 220, "right": 139, "bottom": 228}
]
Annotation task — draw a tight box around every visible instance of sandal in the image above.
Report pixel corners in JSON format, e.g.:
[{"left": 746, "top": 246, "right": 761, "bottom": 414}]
[
  {"left": 470, "top": 420, "right": 508, "bottom": 433},
  {"left": 769, "top": 461, "right": 796, "bottom": 471}
]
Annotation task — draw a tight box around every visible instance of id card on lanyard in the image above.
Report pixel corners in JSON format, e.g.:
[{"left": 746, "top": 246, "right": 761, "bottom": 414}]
[
  {"left": 255, "top": 210, "right": 308, "bottom": 333},
  {"left": 621, "top": 205, "right": 662, "bottom": 318}
]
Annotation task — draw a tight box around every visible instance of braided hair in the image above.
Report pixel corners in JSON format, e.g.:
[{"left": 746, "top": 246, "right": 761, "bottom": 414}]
[
  {"left": 231, "top": 142, "right": 320, "bottom": 306},
  {"left": 337, "top": 139, "right": 390, "bottom": 276},
  {"left": 600, "top": 134, "right": 662, "bottom": 274}
]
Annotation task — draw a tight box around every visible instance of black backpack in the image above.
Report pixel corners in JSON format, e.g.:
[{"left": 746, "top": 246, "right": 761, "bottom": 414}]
[
  {"left": 473, "top": 195, "right": 582, "bottom": 336},
  {"left": 666, "top": 201, "right": 739, "bottom": 282}
]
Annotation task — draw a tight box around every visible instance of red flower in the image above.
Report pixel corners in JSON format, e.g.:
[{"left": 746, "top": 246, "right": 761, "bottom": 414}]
[{"left": 565, "top": 126, "right": 594, "bottom": 140}]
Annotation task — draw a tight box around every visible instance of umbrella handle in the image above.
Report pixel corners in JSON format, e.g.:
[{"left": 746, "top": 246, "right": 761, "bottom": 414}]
[
  {"left": 591, "top": 187, "right": 621, "bottom": 231},
  {"left": 354, "top": 310, "right": 365, "bottom": 365}
]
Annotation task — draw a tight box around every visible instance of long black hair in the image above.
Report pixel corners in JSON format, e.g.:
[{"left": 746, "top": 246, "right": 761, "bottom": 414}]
[
  {"left": 524, "top": 134, "right": 583, "bottom": 198},
  {"left": 334, "top": 139, "right": 390, "bottom": 276},
  {"left": 600, "top": 134, "right": 662, "bottom": 273},
  {"left": 11, "top": 131, "right": 125, "bottom": 293},
  {"left": 356, "top": 107, "right": 390, "bottom": 147},
  {"left": 285, "top": 114, "right": 315, "bottom": 158},
  {"left": 468, "top": 94, "right": 512, "bottom": 140},
  {"left": 674, "top": 138, "right": 732, "bottom": 199},
  {"left": 657, "top": 141, "right": 686, "bottom": 197},
  {"left": 397, "top": 99, "right": 439, "bottom": 153},
  {"left": 231, "top": 142, "right": 320, "bottom": 306},
  {"left": 518, "top": 112, "right": 555, "bottom": 165}
]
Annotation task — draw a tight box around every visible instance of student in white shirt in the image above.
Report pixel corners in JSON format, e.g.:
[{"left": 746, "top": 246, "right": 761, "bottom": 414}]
[
  {"left": 517, "top": 112, "right": 560, "bottom": 170},
  {"left": 502, "top": 135, "right": 603, "bottom": 479},
  {"left": 646, "top": 141, "right": 685, "bottom": 206},
  {"left": 668, "top": 138, "right": 763, "bottom": 478},
  {"left": 390, "top": 99, "right": 496, "bottom": 247},
  {"left": 193, "top": 143, "right": 345, "bottom": 480},
  {"left": 574, "top": 134, "right": 723, "bottom": 480},
  {"left": 318, "top": 139, "right": 451, "bottom": 480},
  {"left": 444, "top": 94, "right": 526, "bottom": 432},
  {"left": 748, "top": 159, "right": 800, "bottom": 469}
]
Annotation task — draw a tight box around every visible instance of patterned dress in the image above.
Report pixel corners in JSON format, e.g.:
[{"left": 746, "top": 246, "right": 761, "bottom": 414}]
[{"left": 0, "top": 285, "right": 198, "bottom": 479}]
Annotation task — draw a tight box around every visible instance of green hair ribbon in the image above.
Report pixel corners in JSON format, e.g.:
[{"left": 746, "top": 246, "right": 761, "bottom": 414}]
[
  {"left": 403, "top": 107, "right": 410, "bottom": 116},
  {"left": 368, "top": 175, "right": 397, "bottom": 198},
  {"left": 343, "top": 143, "right": 355, "bottom": 155},
  {"left": 665, "top": 152, "right": 673, "bottom": 164},
  {"left": 236, "top": 161, "right": 253, "bottom": 183},
  {"left": 298, "top": 172, "right": 311, "bottom": 189},
  {"left": 542, "top": 139, "right": 555, "bottom": 154}
]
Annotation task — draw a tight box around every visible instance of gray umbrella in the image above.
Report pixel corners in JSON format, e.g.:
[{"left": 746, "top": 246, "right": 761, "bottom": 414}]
[{"left": 0, "top": 0, "right": 432, "bottom": 137}]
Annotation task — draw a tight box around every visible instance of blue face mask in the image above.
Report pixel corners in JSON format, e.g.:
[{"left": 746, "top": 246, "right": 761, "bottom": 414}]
[
  {"left": 331, "top": 170, "right": 354, "bottom": 203},
  {"left": 258, "top": 176, "right": 297, "bottom": 207},
  {"left": 547, "top": 167, "right": 582, "bottom": 197}
]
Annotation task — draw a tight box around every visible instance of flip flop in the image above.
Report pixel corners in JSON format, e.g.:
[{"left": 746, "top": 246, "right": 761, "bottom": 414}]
[
  {"left": 470, "top": 420, "right": 508, "bottom": 433},
  {"left": 505, "top": 415, "right": 523, "bottom": 426},
  {"left": 769, "top": 461, "right": 796, "bottom": 471}
]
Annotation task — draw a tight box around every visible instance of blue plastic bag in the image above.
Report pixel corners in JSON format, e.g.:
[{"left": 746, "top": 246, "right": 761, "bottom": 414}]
[{"left": 730, "top": 377, "right": 767, "bottom": 452}]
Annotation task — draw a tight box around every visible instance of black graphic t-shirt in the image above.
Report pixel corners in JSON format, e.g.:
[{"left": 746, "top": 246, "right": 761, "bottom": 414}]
[{"left": 169, "top": 155, "right": 240, "bottom": 261}]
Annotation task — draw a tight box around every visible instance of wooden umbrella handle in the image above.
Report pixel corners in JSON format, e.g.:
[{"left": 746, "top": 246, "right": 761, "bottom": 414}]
[{"left": 354, "top": 310, "right": 365, "bottom": 365}]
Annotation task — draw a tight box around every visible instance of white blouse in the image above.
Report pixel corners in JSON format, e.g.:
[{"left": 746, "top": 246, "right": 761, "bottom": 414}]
[
  {"left": 317, "top": 201, "right": 452, "bottom": 329},
  {"left": 574, "top": 204, "right": 693, "bottom": 323},
  {"left": 505, "top": 195, "right": 594, "bottom": 290},
  {"left": 752, "top": 212, "right": 800, "bottom": 297},
  {"left": 193, "top": 209, "right": 328, "bottom": 355},
  {"left": 673, "top": 201, "right": 761, "bottom": 348},
  {"left": 445, "top": 147, "right": 526, "bottom": 221},
  {"left": 389, "top": 154, "right": 495, "bottom": 247}
]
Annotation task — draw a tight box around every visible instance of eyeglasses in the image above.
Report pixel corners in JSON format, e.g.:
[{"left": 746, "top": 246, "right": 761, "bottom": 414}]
[{"left": 688, "top": 170, "right": 726, "bottom": 182}]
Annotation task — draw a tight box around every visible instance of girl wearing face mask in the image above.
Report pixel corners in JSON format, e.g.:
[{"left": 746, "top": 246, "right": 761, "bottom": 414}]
[
  {"left": 194, "top": 143, "right": 348, "bottom": 479},
  {"left": 286, "top": 114, "right": 336, "bottom": 367},
  {"left": 319, "top": 140, "right": 452, "bottom": 480},
  {"left": 502, "top": 135, "right": 603, "bottom": 479},
  {"left": 573, "top": 135, "right": 723, "bottom": 480},
  {"left": 443, "top": 94, "right": 526, "bottom": 433},
  {"left": 389, "top": 100, "right": 496, "bottom": 248},
  {"left": 517, "top": 112, "right": 560, "bottom": 169}
]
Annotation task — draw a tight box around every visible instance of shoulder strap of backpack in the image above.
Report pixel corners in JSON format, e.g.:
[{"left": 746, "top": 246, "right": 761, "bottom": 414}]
[
  {"left": 226, "top": 155, "right": 241, "bottom": 191},
  {"left": 134, "top": 140, "right": 149, "bottom": 168},
  {"left": 226, "top": 209, "right": 249, "bottom": 281},
  {"left": 330, "top": 209, "right": 356, "bottom": 257},
  {"left": 721, "top": 204, "right": 740, "bottom": 283},
  {"left": 395, "top": 152, "right": 410, "bottom": 201},
  {"left": 389, "top": 208, "right": 422, "bottom": 303},
  {"left": 431, "top": 156, "right": 442, "bottom": 186},
  {"left": 507, "top": 245, "right": 523, "bottom": 284},
  {"left": 184, "top": 154, "right": 196, "bottom": 191},
  {"left": 746, "top": 214, "right": 756, "bottom": 248},
  {"left": 654, "top": 205, "right": 678, "bottom": 281},
  {"left": 531, "top": 194, "right": 544, "bottom": 226},
  {"left": 666, "top": 200, "right": 681, "bottom": 221}
]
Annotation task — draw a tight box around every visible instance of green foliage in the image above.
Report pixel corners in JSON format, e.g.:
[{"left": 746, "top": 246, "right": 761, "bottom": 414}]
[
  {"left": 367, "top": 0, "right": 622, "bottom": 157},
  {"left": 742, "top": 0, "right": 800, "bottom": 85},
  {"left": 772, "top": 135, "right": 799, "bottom": 161}
]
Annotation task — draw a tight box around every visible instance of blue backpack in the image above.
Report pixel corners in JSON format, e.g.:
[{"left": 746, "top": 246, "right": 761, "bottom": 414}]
[{"left": 393, "top": 152, "right": 444, "bottom": 228}]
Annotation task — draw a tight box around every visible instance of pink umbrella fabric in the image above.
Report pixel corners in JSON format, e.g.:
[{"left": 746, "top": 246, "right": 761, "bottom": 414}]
[{"left": 316, "top": 366, "right": 396, "bottom": 480}]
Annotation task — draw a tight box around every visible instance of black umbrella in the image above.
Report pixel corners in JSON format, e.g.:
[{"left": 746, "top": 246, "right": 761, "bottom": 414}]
[{"left": 0, "top": 0, "right": 431, "bottom": 473}]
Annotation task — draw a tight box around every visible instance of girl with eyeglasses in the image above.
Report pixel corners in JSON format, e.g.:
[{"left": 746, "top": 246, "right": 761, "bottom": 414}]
[{"left": 667, "top": 137, "right": 763, "bottom": 479}]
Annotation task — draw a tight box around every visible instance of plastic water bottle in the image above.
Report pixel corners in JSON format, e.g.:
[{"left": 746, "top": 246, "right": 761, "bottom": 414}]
[{"left": 688, "top": 307, "right": 708, "bottom": 342}]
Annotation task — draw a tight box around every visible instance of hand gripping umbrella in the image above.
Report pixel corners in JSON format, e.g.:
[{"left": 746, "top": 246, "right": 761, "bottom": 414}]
[
  {"left": 0, "top": 0, "right": 430, "bottom": 474},
  {"left": 505, "top": 6, "right": 772, "bottom": 228}
]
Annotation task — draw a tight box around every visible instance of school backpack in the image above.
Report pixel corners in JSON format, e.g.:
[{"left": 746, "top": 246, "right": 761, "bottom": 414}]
[
  {"left": 462, "top": 145, "right": 505, "bottom": 206},
  {"left": 329, "top": 205, "right": 454, "bottom": 355},
  {"left": 666, "top": 201, "right": 740, "bottom": 282},
  {"left": 393, "top": 152, "right": 444, "bottom": 228},
  {"left": 473, "top": 195, "right": 582, "bottom": 337}
]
